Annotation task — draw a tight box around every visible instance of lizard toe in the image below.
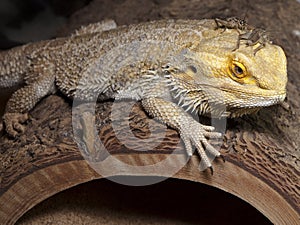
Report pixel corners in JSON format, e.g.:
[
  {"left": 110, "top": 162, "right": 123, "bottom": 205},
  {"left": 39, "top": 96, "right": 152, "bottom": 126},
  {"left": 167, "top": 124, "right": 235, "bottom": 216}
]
[
  {"left": 13, "top": 122, "right": 26, "bottom": 133},
  {"left": 203, "top": 130, "right": 222, "bottom": 138},
  {"left": 3, "top": 113, "right": 29, "bottom": 137},
  {"left": 200, "top": 124, "right": 216, "bottom": 131},
  {"left": 181, "top": 135, "right": 193, "bottom": 157},
  {"left": 202, "top": 140, "right": 221, "bottom": 157}
]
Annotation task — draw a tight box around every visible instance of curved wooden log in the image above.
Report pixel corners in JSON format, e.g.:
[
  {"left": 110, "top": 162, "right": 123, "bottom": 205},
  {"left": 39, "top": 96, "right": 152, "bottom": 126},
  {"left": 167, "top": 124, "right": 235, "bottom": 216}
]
[{"left": 0, "top": 95, "right": 299, "bottom": 224}]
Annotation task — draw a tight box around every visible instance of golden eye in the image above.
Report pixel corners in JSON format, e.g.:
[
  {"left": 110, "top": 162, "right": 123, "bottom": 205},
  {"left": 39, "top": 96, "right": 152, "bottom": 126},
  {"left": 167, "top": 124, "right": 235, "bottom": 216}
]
[{"left": 230, "top": 61, "right": 247, "bottom": 78}]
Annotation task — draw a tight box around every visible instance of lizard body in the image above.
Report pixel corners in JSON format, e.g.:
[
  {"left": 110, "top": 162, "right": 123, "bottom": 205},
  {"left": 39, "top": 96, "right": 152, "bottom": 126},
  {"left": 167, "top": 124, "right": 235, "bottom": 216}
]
[{"left": 0, "top": 19, "right": 287, "bottom": 170}]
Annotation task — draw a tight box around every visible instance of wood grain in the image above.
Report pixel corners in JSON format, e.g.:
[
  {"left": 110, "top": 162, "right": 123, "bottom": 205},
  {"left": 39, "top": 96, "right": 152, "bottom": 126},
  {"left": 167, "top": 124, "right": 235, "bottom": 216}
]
[{"left": 0, "top": 96, "right": 299, "bottom": 224}]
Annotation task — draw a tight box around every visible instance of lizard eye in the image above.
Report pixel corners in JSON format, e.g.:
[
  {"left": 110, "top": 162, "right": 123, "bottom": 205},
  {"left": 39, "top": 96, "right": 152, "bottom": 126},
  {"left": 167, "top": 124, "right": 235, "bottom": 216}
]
[{"left": 230, "top": 61, "right": 247, "bottom": 78}]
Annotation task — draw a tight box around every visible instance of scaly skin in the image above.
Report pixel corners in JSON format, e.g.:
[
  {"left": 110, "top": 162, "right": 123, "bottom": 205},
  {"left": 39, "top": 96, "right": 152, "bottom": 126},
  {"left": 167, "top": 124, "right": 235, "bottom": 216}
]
[{"left": 0, "top": 19, "right": 287, "bottom": 171}]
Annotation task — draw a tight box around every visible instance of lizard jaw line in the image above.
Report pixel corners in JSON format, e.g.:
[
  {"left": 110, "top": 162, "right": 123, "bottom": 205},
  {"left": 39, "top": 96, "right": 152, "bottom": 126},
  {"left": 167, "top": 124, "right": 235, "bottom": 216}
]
[{"left": 226, "top": 93, "right": 286, "bottom": 109}]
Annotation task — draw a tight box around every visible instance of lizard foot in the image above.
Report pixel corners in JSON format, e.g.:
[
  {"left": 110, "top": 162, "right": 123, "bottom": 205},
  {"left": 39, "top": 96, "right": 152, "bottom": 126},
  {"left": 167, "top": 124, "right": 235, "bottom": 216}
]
[
  {"left": 179, "top": 119, "right": 223, "bottom": 171},
  {"left": 2, "top": 113, "right": 29, "bottom": 137}
]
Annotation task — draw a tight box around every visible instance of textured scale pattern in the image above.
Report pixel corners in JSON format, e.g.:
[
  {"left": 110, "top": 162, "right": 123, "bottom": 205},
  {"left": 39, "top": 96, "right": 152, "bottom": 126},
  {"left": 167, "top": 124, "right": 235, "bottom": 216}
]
[{"left": 0, "top": 19, "right": 287, "bottom": 171}]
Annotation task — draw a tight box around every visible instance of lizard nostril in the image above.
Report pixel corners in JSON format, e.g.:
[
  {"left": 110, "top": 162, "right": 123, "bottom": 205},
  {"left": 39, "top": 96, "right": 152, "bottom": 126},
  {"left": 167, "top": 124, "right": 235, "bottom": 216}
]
[{"left": 188, "top": 65, "right": 197, "bottom": 73}]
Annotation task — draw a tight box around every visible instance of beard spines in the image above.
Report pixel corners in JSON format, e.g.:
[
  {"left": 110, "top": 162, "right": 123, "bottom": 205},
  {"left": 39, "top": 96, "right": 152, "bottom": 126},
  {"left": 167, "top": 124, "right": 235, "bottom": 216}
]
[{"left": 165, "top": 76, "right": 216, "bottom": 116}]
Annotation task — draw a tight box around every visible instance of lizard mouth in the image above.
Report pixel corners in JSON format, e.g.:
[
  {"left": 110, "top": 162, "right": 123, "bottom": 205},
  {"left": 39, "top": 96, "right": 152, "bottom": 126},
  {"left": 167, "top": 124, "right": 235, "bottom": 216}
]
[
  {"left": 220, "top": 87, "right": 286, "bottom": 107},
  {"left": 218, "top": 91, "right": 286, "bottom": 118},
  {"left": 199, "top": 83, "right": 287, "bottom": 109}
]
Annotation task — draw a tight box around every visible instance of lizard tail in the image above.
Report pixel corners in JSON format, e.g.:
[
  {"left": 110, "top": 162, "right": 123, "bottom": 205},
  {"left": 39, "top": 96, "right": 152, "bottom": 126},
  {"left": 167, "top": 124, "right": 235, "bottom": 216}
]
[{"left": 0, "top": 45, "right": 30, "bottom": 89}]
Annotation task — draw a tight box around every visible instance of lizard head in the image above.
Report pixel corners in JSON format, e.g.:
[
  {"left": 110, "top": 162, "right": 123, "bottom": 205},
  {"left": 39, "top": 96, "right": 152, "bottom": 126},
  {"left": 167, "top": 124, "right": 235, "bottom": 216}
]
[{"left": 173, "top": 29, "right": 288, "bottom": 117}]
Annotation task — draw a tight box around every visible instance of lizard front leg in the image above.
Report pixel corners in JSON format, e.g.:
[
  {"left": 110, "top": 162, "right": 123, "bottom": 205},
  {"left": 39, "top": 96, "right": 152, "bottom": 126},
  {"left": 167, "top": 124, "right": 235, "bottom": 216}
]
[
  {"left": 2, "top": 74, "right": 55, "bottom": 137},
  {"left": 142, "top": 97, "right": 222, "bottom": 171}
]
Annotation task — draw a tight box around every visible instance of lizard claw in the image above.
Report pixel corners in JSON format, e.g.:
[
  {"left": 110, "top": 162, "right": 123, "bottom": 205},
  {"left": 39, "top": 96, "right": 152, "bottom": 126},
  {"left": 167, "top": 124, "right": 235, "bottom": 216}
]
[
  {"left": 3, "top": 113, "right": 29, "bottom": 137},
  {"left": 209, "top": 166, "right": 214, "bottom": 175},
  {"left": 219, "top": 154, "right": 226, "bottom": 163}
]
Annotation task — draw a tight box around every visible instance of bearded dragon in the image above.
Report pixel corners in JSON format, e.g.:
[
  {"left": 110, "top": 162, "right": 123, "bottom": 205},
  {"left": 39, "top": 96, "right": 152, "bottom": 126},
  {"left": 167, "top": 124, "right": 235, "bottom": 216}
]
[{"left": 0, "top": 19, "right": 287, "bottom": 171}]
